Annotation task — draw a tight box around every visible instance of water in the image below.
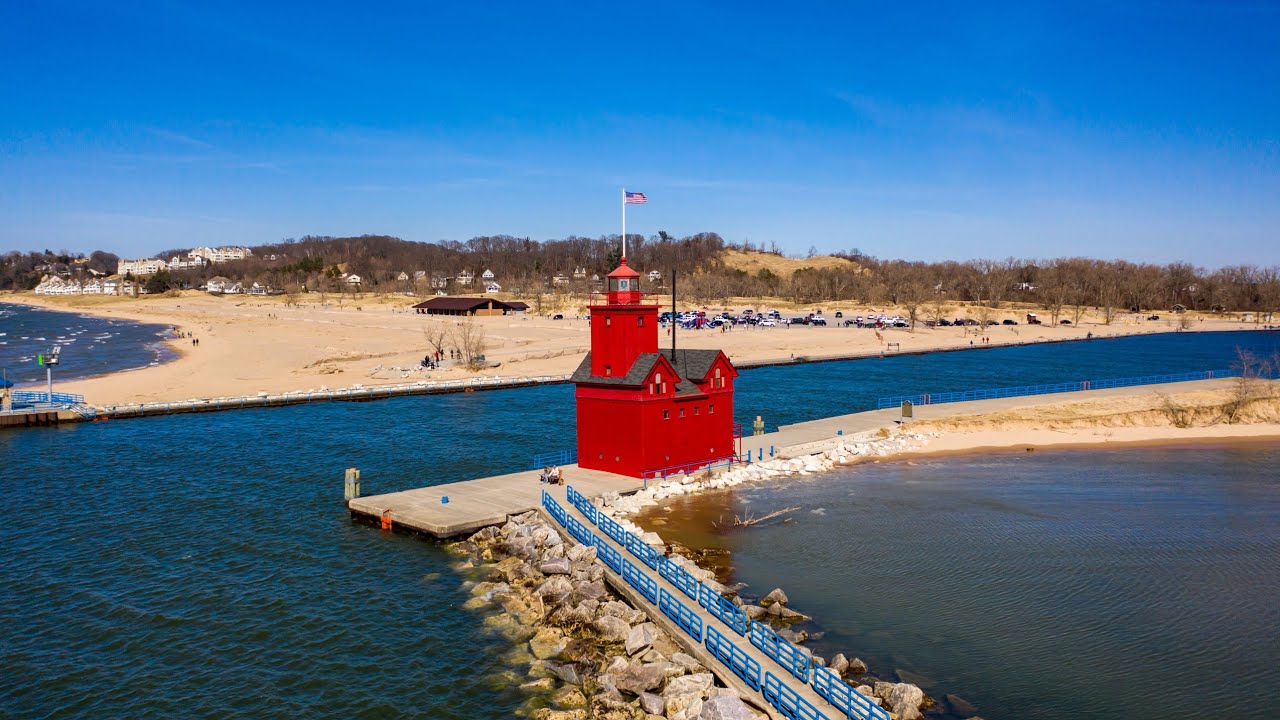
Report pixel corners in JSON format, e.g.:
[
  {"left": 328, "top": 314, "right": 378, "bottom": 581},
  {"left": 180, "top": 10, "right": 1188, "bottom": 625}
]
[
  {"left": 2, "top": 315, "right": 1279, "bottom": 718},
  {"left": 0, "top": 303, "right": 176, "bottom": 386},
  {"left": 638, "top": 445, "right": 1280, "bottom": 720}
]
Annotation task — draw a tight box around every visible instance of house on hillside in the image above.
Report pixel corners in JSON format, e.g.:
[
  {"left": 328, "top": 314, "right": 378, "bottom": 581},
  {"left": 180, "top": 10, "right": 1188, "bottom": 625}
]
[
  {"left": 573, "top": 267, "right": 588, "bottom": 280},
  {"left": 396, "top": 271, "right": 410, "bottom": 282},
  {"left": 206, "top": 276, "right": 233, "bottom": 293},
  {"left": 647, "top": 270, "right": 662, "bottom": 282},
  {"left": 342, "top": 273, "right": 363, "bottom": 287},
  {"left": 456, "top": 270, "right": 475, "bottom": 286},
  {"left": 481, "top": 269, "right": 495, "bottom": 281},
  {"left": 552, "top": 273, "right": 571, "bottom": 286},
  {"left": 431, "top": 275, "right": 449, "bottom": 289},
  {"left": 484, "top": 281, "right": 502, "bottom": 294}
]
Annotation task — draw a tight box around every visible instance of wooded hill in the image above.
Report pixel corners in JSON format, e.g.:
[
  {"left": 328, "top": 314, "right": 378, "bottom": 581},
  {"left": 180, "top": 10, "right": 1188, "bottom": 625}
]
[{"left": 4, "top": 233, "right": 1279, "bottom": 319}]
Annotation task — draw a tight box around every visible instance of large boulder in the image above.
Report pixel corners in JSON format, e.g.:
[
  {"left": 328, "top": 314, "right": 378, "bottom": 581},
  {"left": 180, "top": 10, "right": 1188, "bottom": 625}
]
[
  {"left": 760, "top": 588, "right": 789, "bottom": 607},
  {"left": 615, "top": 662, "right": 668, "bottom": 695},
  {"left": 827, "top": 654, "right": 849, "bottom": 675},
  {"left": 540, "top": 557, "right": 572, "bottom": 575},
  {"left": 536, "top": 575, "right": 574, "bottom": 600},
  {"left": 601, "top": 600, "right": 646, "bottom": 625},
  {"left": 571, "top": 580, "right": 607, "bottom": 603},
  {"left": 567, "top": 544, "right": 597, "bottom": 563},
  {"left": 594, "top": 615, "right": 632, "bottom": 643},
  {"left": 671, "top": 652, "right": 704, "bottom": 674},
  {"left": 626, "top": 623, "right": 658, "bottom": 656},
  {"left": 664, "top": 672, "right": 714, "bottom": 697},
  {"left": 529, "top": 627, "right": 567, "bottom": 659},
  {"left": 742, "top": 605, "right": 767, "bottom": 620},
  {"left": 664, "top": 693, "right": 703, "bottom": 720},
  {"left": 847, "top": 657, "right": 868, "bottom": 675},
  {"left": 639, "top": 691, "right": 666, "bottom": 716},
  {"left": 877, "top": 683, "right": 926, "bottom": 720},
  {"left": 698, "top": 695, "right": 757, "bottom": 720}
]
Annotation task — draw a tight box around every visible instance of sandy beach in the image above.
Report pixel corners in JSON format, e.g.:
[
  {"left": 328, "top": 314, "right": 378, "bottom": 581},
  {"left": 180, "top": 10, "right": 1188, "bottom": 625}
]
[{"left": 1, "top": 290, "right": 1258, "bottom": 407}]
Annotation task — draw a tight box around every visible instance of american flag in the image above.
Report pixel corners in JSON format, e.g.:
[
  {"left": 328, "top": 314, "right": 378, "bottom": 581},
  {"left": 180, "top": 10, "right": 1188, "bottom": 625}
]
[{"left": 625, "top": 191, "right": 647, "bottom": 204}]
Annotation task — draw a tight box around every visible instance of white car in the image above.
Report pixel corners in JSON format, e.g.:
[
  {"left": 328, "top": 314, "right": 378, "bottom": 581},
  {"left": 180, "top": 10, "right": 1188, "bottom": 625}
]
[{"left": 757, "top": 319, "right": 777, "bottom": 327}]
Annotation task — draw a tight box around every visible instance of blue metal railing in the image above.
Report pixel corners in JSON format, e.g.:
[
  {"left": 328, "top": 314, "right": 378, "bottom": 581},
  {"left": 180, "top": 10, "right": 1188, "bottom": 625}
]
[
  {"left": 567, "top": 485, "right": 598, "bottom": 523},
  {"left": 813, "top": 665, "right": 890, "bottom": 720},
  {"left": 546, "top": 485, "right": 874, "bottom": 720},
  {"left": 595, "top": 536, "right": 623, "bottom": 573},
  {"left": 876, "top": 368, "right": 1241, "bottom": 410},
  {"left": 706, "top": 626, "right": 762, "bottom": 690},
  {"left": 659, "top": 588, "right": 704, "bottom": 642},
  {"left": 10, "top": 390, "right": 87, "bottom": 405},
  {"left": 764, "top": 672, "right": 832, "bottom": 720},
  {"left": 750, "top": 622, "right": 811, "bottom": 683},
  {"left": 699, "top": 583, "right": 750, "bottom": 636},
  {"left": 641, "top": 451, "right": 751, "bottom": 481},
  {"left": 659, "top": 556, "right": 701, "bottom": 602},
  {"left": 532, "top": 447, "right": 578, "bottom": 469},
  {"left": 621, "top": 557, "right": 658, "bottom": 603}
]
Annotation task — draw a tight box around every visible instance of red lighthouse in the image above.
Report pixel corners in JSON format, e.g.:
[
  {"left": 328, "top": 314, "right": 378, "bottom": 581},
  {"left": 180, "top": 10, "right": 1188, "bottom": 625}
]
[{"left": 573, "top": 258, "right": 739, "bottom": 478}]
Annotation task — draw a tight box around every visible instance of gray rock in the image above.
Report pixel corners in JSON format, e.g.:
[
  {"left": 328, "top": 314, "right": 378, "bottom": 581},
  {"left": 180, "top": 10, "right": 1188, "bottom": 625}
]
[
  {"left": 698, "top": 695, "right": 757, "bottom": 720},
  {"left": 615, "top": 662, "right": 668, "bottom": 695},
  {"left": 604, "top": 655, "right": 631, "bottom": 675},
  {"left": 664, "top": 672, "right": 714, "bottom": 697},
  {"left": 540, "top": 556, "right": 572, "bottom": 575},
  {"left": 536, "top": 575, "right": 574, "bottom": 599},
  {"left": 664, "top": 692, "right": 703, "bottom": 720},
  {"left": 627, "top": 623, "right": 658, "bottom": 656},
  {"left": 548, "top": 660, "right": 584, "bottom": 685},
  {"left": 766, "top": 603, "right": 783, "bottom": 617},
  {"left": 552, "top": 601, "right": 597, "bottom": 626},
  {"left": 742, "top": 605, "right": 767, "bottom": 620},
  {"left": 827, "top": 653, "right": 849, "bottom": 675},
  {"left": 947, "top": 694, "right": 979, "bottom": 718},
  {"left": 601, "top": 600, "right": 646, "bottom": 625},
  {"left": 572, "top": 580, "right": 607, "bottom": 603},
  {"left": 856, "top": 686, "right": 881, "bottom": 706},
  {"left": 847, "top": 657, "right": 868, "bottom": 675},
  {"left": 671, "top": 652, "right": 703, "bottom": 674},
  {"left": 472, "top": 526, "right": 500, "bottom": 541},
  {"left": 760, "top": 588, "right": 789, "bottom": 607},
  {"left": 594, "top": 615, "right": 632, "bottom": 643},
  {"left": 776, "top": 628, "right": 807, "bottom": 644},
  {"left": 529, "top": 628, "right": 567, "bottom": 659},
  {"left": 639, "top": 691, "right": 666, "bottom": 715},
  {"left": 778, "top": 606, "right": 807, "bottom": 620},
  {"left": 567, "top": 544, "right": 597, "bottom": 563},
  {"left": 882, "top": 683, "right": 926, "bottom": 720}
]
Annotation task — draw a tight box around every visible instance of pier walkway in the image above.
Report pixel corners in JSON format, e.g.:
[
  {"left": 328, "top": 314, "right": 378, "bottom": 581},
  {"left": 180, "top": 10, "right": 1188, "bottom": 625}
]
[
  {"left": 350, "top": 378, "right": 1238, "bottom": 538},
  {"left": 541, "top": 483, "right": 886, "bottom": 720}
]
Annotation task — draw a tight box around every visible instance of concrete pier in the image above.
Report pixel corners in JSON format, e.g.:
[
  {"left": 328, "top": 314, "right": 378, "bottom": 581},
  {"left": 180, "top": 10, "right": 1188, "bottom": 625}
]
[{"left": 349, "top": 378, "right": 1239, "bottom": 538}]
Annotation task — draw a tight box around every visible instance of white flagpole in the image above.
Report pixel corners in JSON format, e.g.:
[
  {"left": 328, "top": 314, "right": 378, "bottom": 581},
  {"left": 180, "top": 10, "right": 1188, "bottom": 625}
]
[{"left": 621, "top": 187, "right": 627, "bottom": 259}]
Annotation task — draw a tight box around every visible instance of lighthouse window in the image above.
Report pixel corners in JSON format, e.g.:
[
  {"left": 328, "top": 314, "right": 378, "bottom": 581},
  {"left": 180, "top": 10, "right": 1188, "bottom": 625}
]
[
  {"left": 694, "top": 406, "right": 700, "bottom": 416},
  {"left": 637, "top": 316, "right": 644, "bottom": 327},
  {"left": 663, "top": 410, "right": 670, "bottom": 420},
  {"left": 709, "top": 404, "right": 715, "bottom": 414},
  {"left": 605, "top": 365, "right": 612, "bottom": 376},
  {"left": 605, "top": 316, "right": 611, "bottom": 327},
  {"left": 680, "top": 408, "right": 685, "bottom": 418}
]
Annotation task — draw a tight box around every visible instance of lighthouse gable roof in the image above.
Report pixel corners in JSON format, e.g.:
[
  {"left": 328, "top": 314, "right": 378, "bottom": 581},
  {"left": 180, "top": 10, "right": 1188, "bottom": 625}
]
[{"left": 571, "top": 348, "right": 725, "bottom": 391}]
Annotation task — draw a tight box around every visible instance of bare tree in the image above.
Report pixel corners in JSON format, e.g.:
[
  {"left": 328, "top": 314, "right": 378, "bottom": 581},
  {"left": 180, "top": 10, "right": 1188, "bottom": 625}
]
[
  {"left": 422, "top": 321, "right": 449, "bottom": 359},
  {"left": 451, "top": 319, "right": 488, "bottom": 371},
  {"left": 1222, "top": 348, "right": 1273, "bottom": 424}
]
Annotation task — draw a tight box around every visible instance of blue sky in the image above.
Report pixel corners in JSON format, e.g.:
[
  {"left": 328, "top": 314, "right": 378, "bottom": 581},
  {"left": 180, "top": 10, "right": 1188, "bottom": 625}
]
[{"left": 2, "top": 2, "right": 1277, "bottom": 264}]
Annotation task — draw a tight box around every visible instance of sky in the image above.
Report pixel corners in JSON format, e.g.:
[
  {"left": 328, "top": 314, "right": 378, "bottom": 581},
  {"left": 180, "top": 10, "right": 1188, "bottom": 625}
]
[{"left": 1, "top": 1, "right": 1277, "bottom": 264}]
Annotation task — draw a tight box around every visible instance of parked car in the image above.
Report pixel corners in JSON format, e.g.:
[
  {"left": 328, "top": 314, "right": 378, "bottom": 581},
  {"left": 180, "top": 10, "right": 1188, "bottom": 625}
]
[
  {"left": 1060, "top": 319, "right": 1072, "bottom": 325},
  {"left": 937, "top": 318, "right": 953, "bottom": 326},
  {"left": 892, "top": 319, "right": 909, "bottom": 328},
  {"left": 985, "top": 320, "right": 999, "bottom": 326},
  {"left": 812, "top": 317, "right": 828, "bottom": 326},
  {"left": 834, "top": 311, "right": 843, "bottom": 318},
  {"left": 1148, "top": 314, "right": 1160, "bottom": 320},
  {"left": 552, "top": 314, "right": 564, "bottom": 320},
  {"left": 1002, "top": 319, "right": 1018, "bottom": 325},
  {"left": 757, "top": 319, "right": 776, "bottom": 327}
]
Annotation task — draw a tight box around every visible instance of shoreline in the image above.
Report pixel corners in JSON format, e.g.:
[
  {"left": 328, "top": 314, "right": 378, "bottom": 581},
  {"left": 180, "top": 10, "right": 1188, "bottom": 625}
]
[{"left": 1, "top": 292, "right": 1268, "bottom": 410}]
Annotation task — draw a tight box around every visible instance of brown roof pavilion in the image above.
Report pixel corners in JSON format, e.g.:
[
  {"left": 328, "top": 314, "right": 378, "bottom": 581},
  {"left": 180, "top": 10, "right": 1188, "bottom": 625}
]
[{"left": 412, "top": 297, "right": 528, "bottom": 316}]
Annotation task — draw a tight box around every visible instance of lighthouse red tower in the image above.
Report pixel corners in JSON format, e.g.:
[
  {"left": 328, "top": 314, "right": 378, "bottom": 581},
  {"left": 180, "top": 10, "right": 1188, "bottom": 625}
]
[{"left": 572, "top": 258, "right": 739, "bottom": 478}]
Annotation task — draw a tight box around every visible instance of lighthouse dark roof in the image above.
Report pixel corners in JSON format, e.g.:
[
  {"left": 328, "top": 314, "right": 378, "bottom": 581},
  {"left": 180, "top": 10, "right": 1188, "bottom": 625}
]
[{"left": 570, "top": 349, "right": 726, "bottom": 392}]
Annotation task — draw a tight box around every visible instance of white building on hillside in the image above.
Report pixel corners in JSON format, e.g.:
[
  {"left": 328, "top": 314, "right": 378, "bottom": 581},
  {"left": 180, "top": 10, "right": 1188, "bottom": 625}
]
[
  {"left": 168, "top": 254, "right": 209, "bottom": 271},
  {"left": 189, "top": 246, "right": 253, "bottom": 264},
  {"left": 484, "top": 281, "right": 502, "bottom": 294},
  {"left": 456, "top": 270, "right": 475, "bottom": 286},
  {"left": 118, "top": 258, "right": 168, "bottom": 276},
  {"left": 481, "top": 269, "right": 495, "bottom": 281}
]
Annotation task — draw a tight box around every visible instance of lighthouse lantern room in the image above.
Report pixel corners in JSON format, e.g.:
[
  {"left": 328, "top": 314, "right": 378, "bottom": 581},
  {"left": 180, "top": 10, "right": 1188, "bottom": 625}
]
[{"left": 572, "top": 257, "right": 739, "bottom": 478}]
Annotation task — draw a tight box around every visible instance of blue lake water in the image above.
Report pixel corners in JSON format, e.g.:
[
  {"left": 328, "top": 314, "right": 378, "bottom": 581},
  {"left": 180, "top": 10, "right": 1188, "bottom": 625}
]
[
  {"left": 2, "top": 315, "right": 1279, "bottom": 718},
  {"left": 0, "top": 302, "right": 175, "bottom": 386},
  {"left": 643, "top": 445, "right": 1280, "bottom": 720}
]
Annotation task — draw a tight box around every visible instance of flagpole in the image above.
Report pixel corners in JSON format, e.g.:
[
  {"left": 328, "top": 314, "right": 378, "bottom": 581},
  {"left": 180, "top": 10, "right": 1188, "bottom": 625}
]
[{"left": 621, "top": 187, "right": 627, "bottom": 259}]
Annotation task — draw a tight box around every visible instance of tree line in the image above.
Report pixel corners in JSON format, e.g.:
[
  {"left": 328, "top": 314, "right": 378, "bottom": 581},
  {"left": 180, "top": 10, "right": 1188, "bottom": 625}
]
[{"left": 4, "top": 236, "right": 1278, "bottom": 321}]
